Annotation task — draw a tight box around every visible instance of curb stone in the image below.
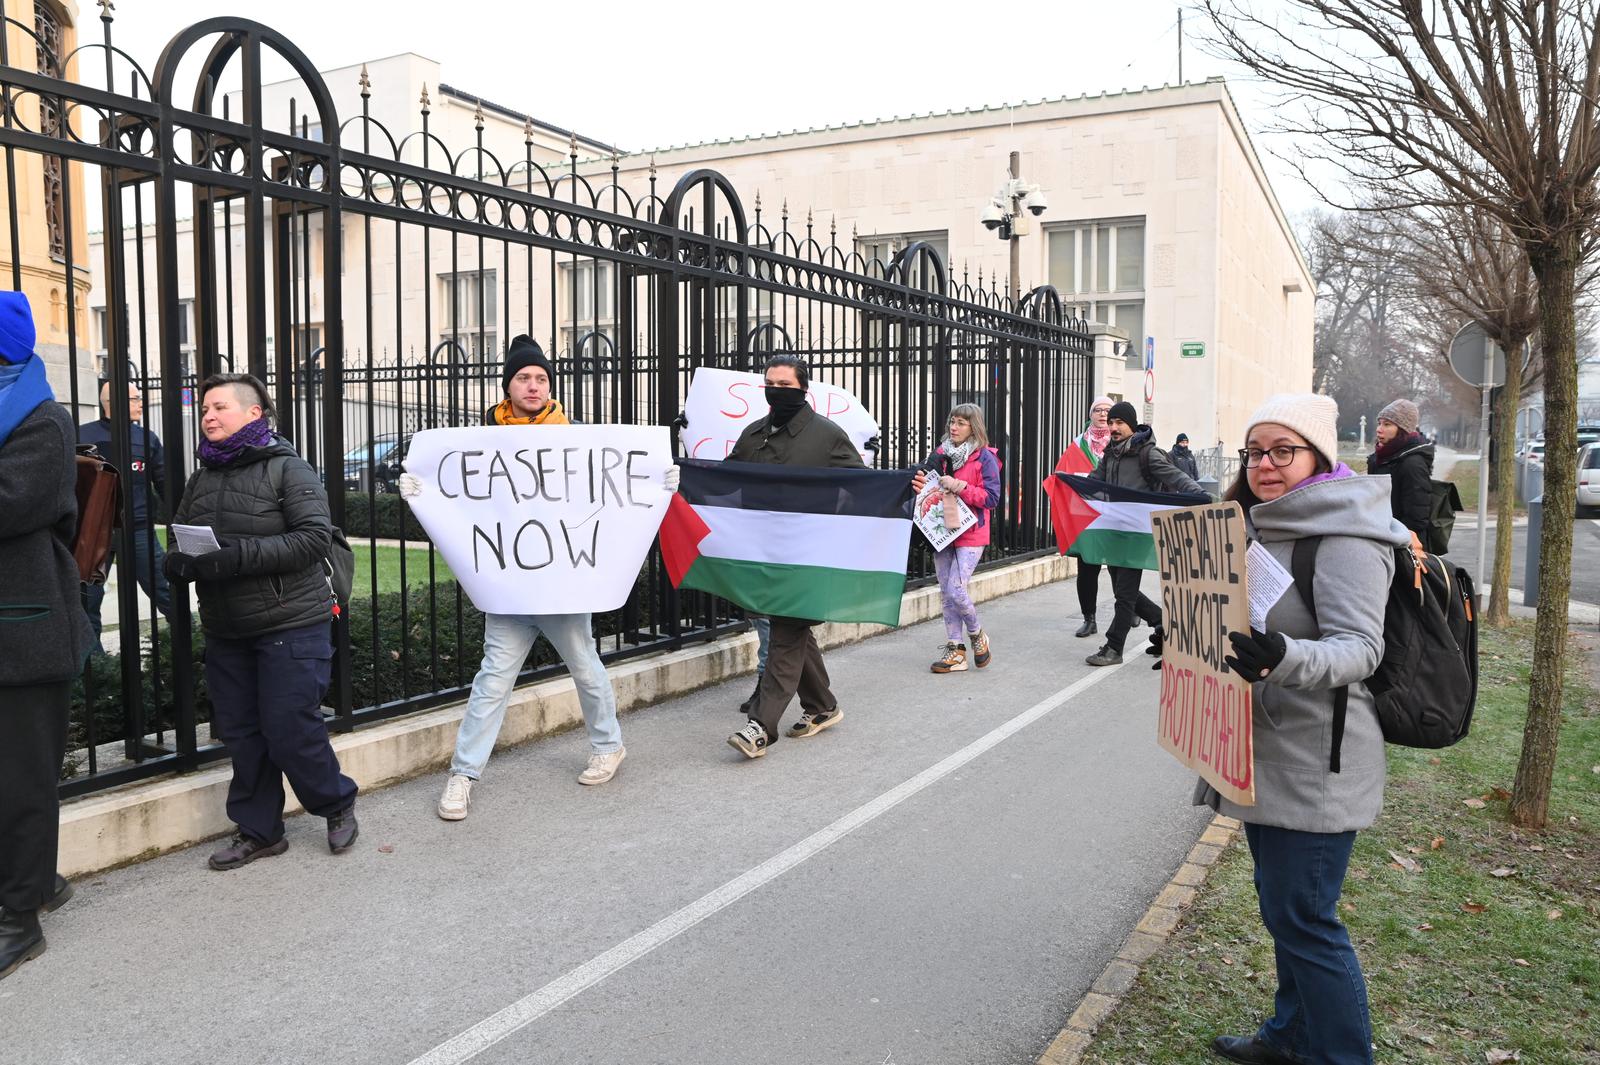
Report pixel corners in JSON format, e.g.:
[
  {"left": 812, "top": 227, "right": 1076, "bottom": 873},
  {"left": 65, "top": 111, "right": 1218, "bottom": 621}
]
[{"left": 1037, "top": 812, "right": 1242, "bottom": 1065}]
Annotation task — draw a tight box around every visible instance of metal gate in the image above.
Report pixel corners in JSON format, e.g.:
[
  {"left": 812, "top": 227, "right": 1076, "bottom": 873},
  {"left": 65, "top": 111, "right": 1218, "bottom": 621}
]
[{"left": 0, "top": 9, "right": 1090, "bottom": 798}]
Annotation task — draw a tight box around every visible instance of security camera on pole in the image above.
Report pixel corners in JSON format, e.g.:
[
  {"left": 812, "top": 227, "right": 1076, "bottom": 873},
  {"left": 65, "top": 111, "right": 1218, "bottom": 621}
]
[
  {"left": 1447, "top": 320, "right": 1531, "bottom": 605},
  {"left": 980, "top": 152, "right": 1048, "bottom": 302}
]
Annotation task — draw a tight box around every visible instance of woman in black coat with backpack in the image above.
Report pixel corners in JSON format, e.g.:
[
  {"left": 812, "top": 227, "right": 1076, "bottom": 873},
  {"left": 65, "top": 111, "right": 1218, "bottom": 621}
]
[
  {"left": 1368, "top": 398, "right": 1434, "bottom": 539},
  {"left": 165, "top": 373, "right": 358, "bottom": 871}
]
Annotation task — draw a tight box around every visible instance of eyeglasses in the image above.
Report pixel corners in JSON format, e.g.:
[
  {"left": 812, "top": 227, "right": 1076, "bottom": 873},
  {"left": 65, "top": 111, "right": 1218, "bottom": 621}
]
[
  {"left": 1090, "top": 406, "right": 1111, "bottom": 414},
  {"left": 1239, "top": 445, "right": 1317, "bottom": 469}
]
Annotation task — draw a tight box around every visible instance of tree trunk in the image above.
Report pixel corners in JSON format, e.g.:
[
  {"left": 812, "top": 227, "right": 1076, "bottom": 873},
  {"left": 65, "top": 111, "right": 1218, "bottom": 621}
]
[
  {"left": 1487, "top": 350, "right": 1525, "bottom": 627},
  {"left": 1512, "top": 237, "right": 1579, "bottom": 829}
]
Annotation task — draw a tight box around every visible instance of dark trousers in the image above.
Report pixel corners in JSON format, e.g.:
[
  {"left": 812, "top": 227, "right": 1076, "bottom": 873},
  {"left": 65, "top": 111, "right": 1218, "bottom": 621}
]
[
  {"left": 204, "top": 622, "right": 357, "bottom": 844},
  {"left": 84, "top": 529, "right": 175, "bottom": 639},
  {"left": 1075, "top": 559, "right": 1102, "bottom": 617},
  {"left": 0, "top": 682, "right": 69, "bottom": 912},
  {"left": 1244, "top": 822, "right": 1373, "bottom": 1065},
  {"left": 1103, "top": 566, "right": 1162, "bottom": 653},
  {"left": 750, "top": 618, "right": 837, "bottom": 742}
]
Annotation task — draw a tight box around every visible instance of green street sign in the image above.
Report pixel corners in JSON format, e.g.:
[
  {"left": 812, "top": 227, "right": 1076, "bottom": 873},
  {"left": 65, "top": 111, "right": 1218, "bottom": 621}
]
[{"left": 1180, "top": 341, "right": 1205, "bottom": 359}]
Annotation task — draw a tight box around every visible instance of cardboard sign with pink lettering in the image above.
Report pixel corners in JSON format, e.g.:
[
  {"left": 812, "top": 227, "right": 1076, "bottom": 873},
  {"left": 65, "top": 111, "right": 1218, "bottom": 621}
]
[
  {"left": 1151, "top": 502, "right": 1256, "bottom": 807},
  {"left": 680, "top": 367, "right": 879, "bottom": 462}
]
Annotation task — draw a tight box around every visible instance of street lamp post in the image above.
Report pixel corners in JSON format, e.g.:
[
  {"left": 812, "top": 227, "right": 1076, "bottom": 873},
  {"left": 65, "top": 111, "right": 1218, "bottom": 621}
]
[{"left": 980, "top": 152, "right": 1048, "bottom": 302}]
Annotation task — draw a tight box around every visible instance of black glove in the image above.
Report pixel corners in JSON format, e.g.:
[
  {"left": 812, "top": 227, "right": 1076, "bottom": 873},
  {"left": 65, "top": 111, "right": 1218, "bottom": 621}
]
[
  {"left": 163, "top": 550, "right": 198, "bottom": 584},
  {"left": 1225, "top": 629, "right": 1287, "bottom": 680},
  {"left": 191, "top": 544, "right": 243, "bottom": 582}
]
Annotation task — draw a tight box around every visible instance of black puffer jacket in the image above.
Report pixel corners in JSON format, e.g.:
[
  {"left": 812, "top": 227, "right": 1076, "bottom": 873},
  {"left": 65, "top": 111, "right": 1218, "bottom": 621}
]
[
  {"left": 173, "top": 436, "right": 334, "bottom": 639},
  {"left": 1367, "top": 435, "right": 1434, "bottom": 537}
]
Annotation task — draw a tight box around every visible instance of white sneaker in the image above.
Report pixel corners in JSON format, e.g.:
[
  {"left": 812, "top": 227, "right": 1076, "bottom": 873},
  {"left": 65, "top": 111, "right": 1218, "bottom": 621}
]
[
  {"left": 437, "top": 773, "right": 474, "bottom": 820},
  {"left": 579, "top": 746, "right": 626, "bottom": 786}
]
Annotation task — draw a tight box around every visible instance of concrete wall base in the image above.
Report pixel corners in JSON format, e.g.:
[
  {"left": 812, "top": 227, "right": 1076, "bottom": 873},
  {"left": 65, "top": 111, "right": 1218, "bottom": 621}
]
[{"left": 59, "top": 552, "right": 1073, "bottom": 877}]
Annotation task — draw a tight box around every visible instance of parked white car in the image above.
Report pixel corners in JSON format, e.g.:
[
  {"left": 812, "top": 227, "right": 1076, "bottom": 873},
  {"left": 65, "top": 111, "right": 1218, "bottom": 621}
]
[{"left": 1579, "top": 443, "right": 1600, "bottom": 514}]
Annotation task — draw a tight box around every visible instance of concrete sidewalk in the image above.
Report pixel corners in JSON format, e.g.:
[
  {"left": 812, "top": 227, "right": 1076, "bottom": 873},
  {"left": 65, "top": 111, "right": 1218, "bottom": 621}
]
[{"left": 10, "top": 580, "right": 1210, "bottom": 1065}]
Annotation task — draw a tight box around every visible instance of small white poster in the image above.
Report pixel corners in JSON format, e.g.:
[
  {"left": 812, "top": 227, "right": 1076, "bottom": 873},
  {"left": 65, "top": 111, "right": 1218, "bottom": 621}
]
[
  {"left": 401, "top": 425, "right": 673, "bottom": 615},
  {"left": 912, "top": 479, "right": 977, "bottom": 552},
  {"left": 681, "top": 367, "right": 880, "bottom": 462}
]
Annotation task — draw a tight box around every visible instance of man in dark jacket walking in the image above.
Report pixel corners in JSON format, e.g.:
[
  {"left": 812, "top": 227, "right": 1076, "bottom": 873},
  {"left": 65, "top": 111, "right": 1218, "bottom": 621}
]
[
  {"left": 1369, "top": 398, "right": 1434, "bottom": 539},
  {"left": 1169, "top": 433, "right": 1200, "bottom": 481},
  {"left": 1086, "top": 402, "right": 1204, "bottom": 667},
  {"left": 0, "top": 292, "right": 92, "bottom": 979},
  {"left": 726, "top": 354, "right": 864, "bottom": 759},
  {"left": 79, "top": 381, "right": 174, "bottom": 640}
]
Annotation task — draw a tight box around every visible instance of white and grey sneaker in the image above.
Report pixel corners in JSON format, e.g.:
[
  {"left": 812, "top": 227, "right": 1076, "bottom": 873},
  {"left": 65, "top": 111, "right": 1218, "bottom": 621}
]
[
  {"left": 579, "top": 746, "right": 626, "bottom": 786},
  {"left": 437, "top": 773, "right": 474, "bottom": 821},
  {"left": 727, "top": 720, "right": 770, "bottom": 759}
]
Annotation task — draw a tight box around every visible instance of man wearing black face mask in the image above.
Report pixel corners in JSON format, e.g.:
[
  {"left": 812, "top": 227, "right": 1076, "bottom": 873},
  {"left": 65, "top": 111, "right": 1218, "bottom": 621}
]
[{"left": 724, "top": 355, "right": 865, "bottom": 759}]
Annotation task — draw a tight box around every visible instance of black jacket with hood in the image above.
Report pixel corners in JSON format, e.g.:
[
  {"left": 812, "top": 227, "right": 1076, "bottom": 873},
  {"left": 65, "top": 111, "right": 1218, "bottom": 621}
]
[
  {"left": 1367, "top": 434, "right": 1434, "bottom": 536},
  {"left": 1091, "top": 426, "right": 1204, "bottom": 495},
  {"left": 173, "top": 435, "right": 335, "bottom": 639}
]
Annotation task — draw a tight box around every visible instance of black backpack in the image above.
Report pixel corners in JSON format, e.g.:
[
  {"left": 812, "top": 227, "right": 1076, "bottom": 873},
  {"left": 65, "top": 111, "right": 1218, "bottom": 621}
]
[
  {"left": 1291, "top": 536, "right": 1478, "bottom": 771},
  {"left": 1424, "top": 480, "right": 1463, "bottom": 555},
  {"left": 266, "top": 455, "right": 356, "bottom": 617}
]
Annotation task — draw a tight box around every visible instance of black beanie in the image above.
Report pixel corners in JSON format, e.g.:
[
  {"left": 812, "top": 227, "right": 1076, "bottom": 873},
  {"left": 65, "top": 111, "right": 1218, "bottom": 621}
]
[
  {"left": 1108, "top": 401, "right": 1139, "bottom": 428},
  {"left": 502, "top": 334, "right": 554, "bottom": 394}
]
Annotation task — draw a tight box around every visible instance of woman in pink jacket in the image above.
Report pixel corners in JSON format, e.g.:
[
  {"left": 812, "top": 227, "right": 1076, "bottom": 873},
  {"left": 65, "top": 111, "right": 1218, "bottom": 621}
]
[{"left": 912, "top": 403, "right": 1002, "bottom": 673}]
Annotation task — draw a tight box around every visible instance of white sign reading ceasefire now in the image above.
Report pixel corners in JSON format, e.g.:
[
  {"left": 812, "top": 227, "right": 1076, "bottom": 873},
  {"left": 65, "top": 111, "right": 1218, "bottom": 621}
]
[{"left": 402, "top": 425, "right": 674, "bottom": 615}]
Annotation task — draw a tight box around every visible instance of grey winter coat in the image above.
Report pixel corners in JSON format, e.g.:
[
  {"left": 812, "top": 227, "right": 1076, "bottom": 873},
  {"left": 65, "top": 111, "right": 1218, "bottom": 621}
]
[
  {"left": 0, "top": 403, "right": 93, "bottom": 685},
  {"left": 1193, "top": 474, "right": 1411, "bottom": 833},
  {"left": 173, "top": 436, "right": 335, "bottom": 640},
  {"left": 1092, "top": 426, "right": 1203, "bottom": 495}
]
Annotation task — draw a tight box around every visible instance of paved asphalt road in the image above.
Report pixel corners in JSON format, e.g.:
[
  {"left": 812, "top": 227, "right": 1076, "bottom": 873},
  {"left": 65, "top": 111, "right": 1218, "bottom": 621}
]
[
  {"left": 7, "top": 579, "right": 1211, "bottom": 1065},
  {"left": 1451, "top": 514, "right": 1600, "bottom": 606}
]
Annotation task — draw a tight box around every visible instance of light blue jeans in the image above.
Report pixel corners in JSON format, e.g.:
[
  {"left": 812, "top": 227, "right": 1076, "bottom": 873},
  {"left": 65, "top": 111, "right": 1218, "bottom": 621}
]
[{"left": 451, "top": 612, "right": 623, "bottom": 780}]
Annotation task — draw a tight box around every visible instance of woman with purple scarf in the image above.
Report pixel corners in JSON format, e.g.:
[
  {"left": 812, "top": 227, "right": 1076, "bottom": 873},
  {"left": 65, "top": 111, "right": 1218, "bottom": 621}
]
[
  {"left": 1199, "top": 394, "right": 1409, "bottom": 1065},
  {"left": 165, "top": 373, "right": 358, "bottom": 871}
]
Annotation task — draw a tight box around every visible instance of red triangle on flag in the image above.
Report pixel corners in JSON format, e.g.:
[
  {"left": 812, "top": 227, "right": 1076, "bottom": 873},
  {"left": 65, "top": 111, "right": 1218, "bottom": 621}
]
[
  {"left": 658, "top": 492, "right": 711, "bottom": 586},
  {"left": 1042, "top": 474, "right": 1102, "bottom": 555}
]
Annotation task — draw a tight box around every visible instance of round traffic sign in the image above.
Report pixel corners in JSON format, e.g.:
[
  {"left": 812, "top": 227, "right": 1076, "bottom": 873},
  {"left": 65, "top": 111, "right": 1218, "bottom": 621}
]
[
  {"left": 1143, "top": 370, "right": 1155, "bottom": 403},
  {"left": 1448, "top": 321, "right": 1529, "bottom": 388}
]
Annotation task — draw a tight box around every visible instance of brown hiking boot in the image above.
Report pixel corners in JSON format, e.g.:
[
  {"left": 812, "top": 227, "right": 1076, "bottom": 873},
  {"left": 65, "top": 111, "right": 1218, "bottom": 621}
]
[{"left": 931, "top": 641, "right": 969, "bottom": 673}]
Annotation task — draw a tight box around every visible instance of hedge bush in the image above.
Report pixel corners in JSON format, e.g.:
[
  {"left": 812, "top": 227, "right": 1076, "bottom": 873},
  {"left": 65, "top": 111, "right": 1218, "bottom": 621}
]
[{"left": 341, "top": 492, "right": 431, "bottom": 542}]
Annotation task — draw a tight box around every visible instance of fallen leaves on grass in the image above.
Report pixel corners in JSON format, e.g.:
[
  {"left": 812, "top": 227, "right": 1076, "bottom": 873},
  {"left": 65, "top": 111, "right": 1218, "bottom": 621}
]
[
  {"left": 1513, "top": 958, "right": 1531, "bottom": 967},
  {"left": 1490, "top": 867, "right": 1518, "bottom": 878},
  {"left": 1462, "top": 901, "right": 1488, "bottom": 914},
  {"left": 1486, "top": 1049, "right": 1521, "bottom": 1063},
  {"left": 1486, "top": 787, "right": 1511, "bottom": 801},
  {"left": 1389, "top": 850, "right": 1423, "bottom": 873},
  {"left": 1463, "top": 797, "right": 1488, "bottom": 809},
  {"left": 1416, "top": 923, "right": 1434, "bottom": 931},
  {"left": 1548, "top": 909, "right": 1564, "bottom": 920},
  {"left": 1431, "top": 836, "right": 1446, "bottom": 850}
]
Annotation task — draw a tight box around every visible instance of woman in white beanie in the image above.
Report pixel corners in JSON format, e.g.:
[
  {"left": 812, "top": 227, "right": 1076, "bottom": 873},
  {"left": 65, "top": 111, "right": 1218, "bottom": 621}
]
[{"left": 1198, "top": 393, "right": 1409, "bottom": 1065}]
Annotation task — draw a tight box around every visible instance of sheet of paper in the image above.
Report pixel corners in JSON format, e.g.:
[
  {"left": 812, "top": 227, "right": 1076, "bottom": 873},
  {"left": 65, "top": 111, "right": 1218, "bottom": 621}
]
[
  {"left": 171, "top": 524, "right": 222, "bottom": 556},
  {"left": 1247, "top": 540, "right": 1293, "bottom": 632}
]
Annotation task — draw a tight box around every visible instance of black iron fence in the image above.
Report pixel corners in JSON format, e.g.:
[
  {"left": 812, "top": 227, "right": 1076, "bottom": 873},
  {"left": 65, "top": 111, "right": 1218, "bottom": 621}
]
[{"left": 0, "top": 11, "right": 1090, "bottom": 798}]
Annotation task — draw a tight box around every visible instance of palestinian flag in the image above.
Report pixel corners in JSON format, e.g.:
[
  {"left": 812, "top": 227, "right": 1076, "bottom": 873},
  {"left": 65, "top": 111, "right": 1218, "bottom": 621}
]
[
  {"left": 1055, "top": 430, "right": 1103, "bottom": 476},
  {"left": 1043, "top": 473, "right": 1208, "bottom": 570},
  {"left": 659, "top": 459, "right": 915, "bottom": 626}
]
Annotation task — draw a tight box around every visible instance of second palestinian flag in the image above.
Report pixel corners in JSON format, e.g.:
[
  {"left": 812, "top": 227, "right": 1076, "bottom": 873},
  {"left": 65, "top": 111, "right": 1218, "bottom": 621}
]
[
  {"left": 1043, "top": 473, "right": 1208, "bottom": 570},
  {"left": 659, "top": 459, "right": 915, "bottom": 627}
]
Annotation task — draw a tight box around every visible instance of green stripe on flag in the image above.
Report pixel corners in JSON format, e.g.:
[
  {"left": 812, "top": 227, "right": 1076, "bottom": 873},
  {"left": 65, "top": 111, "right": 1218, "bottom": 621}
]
[
  {"left": 682, "top": 556, "right": 907, "bottom": 627},
  {"left": 1070, "top": 528, "right": 1159, "bottom": 570}
]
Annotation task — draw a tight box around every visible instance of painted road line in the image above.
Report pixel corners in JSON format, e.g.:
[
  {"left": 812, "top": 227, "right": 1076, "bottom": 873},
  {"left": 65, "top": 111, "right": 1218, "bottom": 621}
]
[{"left": 406, "top": 657, "right": 1137, "bottom": 1065}]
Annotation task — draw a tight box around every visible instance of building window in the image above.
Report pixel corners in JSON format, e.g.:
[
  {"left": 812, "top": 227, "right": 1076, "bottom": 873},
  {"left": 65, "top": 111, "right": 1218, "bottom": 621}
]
[
  {"left": 559, "top": 261, "right": 614, "bottom": 361},
  {"left": 91, "top": 306, "right": 108, "bottom": 374},
  {"left": 439, "top": 269, "right": 498, "bottom": 359},
  {"left": 1048, "top": 218, "right": 1145, "bottom": 367},
  {"left": 856, "top": 230, "right": 950, "bottom": 282},
  {"left": 35, "top": 2, "right": 65, "bottom": 260}
]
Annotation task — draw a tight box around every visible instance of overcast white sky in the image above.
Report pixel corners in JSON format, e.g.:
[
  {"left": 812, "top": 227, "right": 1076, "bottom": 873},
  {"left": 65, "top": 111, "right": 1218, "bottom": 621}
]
[{"left": 91, "top": 0, "right": 1328, "bottom": 220}]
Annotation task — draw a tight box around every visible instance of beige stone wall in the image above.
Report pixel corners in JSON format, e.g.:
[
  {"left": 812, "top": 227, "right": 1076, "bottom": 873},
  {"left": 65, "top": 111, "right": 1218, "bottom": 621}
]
[{"left": 0, "top": 0, "right": 95, "bottom": 418}]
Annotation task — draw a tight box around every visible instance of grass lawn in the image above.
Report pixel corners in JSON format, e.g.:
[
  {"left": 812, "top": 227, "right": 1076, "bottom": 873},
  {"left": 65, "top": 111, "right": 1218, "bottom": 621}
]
[
  {"left": 1082, "top": 620, "right": 1600, "bottom": 1064},
  {"left": 350, "top": 543, "right": 454, "bottom": 599},
  {"left": 156, "top": 529, "right": 451, "bottom": 600}
]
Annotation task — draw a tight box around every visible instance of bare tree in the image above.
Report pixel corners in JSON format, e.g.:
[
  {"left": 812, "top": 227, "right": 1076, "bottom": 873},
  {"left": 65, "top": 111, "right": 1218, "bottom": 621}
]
[{"left": 1205, "top": 0, "right": 1600, "bottom": 829}]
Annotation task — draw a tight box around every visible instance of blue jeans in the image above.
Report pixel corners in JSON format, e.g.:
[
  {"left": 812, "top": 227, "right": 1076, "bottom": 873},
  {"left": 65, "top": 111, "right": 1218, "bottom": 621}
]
[
  {"left": 451, "top": 612, "right": 622, "bottom": 779},
  {"left": 1244, "top": 822, "right": 1373, "bottom": 1065},
  {"left": 84, "top": 528, "right": 174, "bottom": 640},
  {"left": 752, "top": 615, "right": 771, "bottom": 674}
]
